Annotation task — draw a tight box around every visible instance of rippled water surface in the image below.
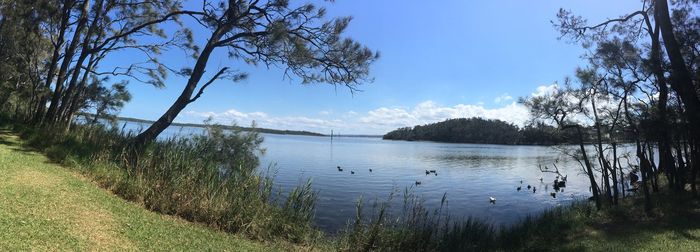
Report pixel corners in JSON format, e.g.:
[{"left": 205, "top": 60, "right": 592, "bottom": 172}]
[
  {"left": 123, "top": 122, "right": 616, "bottom": 233},
  {"left": 260, "top": 134, "right": 598, "bottom": 233}
]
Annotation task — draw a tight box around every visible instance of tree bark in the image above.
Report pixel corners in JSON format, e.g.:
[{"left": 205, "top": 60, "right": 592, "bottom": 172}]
[
  {"left": 134, "top": 26, "right": 225, "bottom": 146},
  {"left": 57, "top": 0, "right": 105, "bottom": 124},
  {"left": 591, "top": 96, "right": 613, "bottom": 204},
  {"left": 45, "top": 0, "right": 90, "bottom": 125},
  {"left": 576, "top": 126, "right": 601, "bottom": 209},
  {"left": 637, "top": 141, "right": 654, "bottom": 214},
  {"left": 611, "top": 142, "right": 620, "bottom": 204},
  {"left": 654, "top": 0, "right": 700, "bottom": 175},
  {"left": 34, "top": 0, "right": 72, "bottom": 123}
]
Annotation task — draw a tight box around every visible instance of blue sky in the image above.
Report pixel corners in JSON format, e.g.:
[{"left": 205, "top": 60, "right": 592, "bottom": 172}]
[{"left": 110, "top": 0, "right": 643, "bottom": 135}]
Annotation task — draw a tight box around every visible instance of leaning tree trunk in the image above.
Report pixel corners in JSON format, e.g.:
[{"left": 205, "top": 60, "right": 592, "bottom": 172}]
[
  {"left": 692, "top": 141, "right": 698, "bottom": 197},
  {"left": 617, "top": 146, "right": 625, "bottom": 199},
  {"left": 34, "top": 0, "right": 72, "bottom": 123},
  {"left": 577, "top": 126, "right": 601, "bottom": 209},
  {"left": 57, "top": 0, "right": 104, "bottom": 125},
  {"left": 134, "top": 28, "right": 224, "bottom": 146},
  {"left": 647, "top": 144, "right": 660, "bottom": 193},
  {"left": 637, "top": 141, "right": 653, "bottom": 214},
  {"left": 655, "top": 0, "right": 700, "bottom": 183},
  {"left": 45, "top": 0, "right": 90, "bottom": 125},
  {"left": 592, "top": 97, "right": 613, "bottom": 204},
  {"left": 611, "top": 142, "right": 620, "bottom": 204},
  {"left": 650, "top": 28, "right": 678, "bottom": 191}
]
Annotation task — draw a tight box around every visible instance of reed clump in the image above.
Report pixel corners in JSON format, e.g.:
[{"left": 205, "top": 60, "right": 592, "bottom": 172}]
[{"left": 335, "top": 187, "right": 601, "bottom": 252}]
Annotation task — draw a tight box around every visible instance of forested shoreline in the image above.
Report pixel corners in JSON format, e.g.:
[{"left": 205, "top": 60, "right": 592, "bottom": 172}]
[
  {"left": 383, "top": 117, "right": 589, "bottom": 145},
  {"left": 82, "top": 113, "right": 326, "bottom": 137}
]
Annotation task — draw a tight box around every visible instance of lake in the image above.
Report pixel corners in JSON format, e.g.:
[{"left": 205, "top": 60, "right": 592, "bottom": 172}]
[{"left": 120, "top": 121, "right": 627, "bottom": 234}]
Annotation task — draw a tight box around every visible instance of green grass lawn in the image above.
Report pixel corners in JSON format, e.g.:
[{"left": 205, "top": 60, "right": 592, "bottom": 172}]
[
  {"left": 0, "top": 129, "right": 289, "bottom": 251},
  {"left": 568, "top": 195, "right": 700, "bottom": 252}
]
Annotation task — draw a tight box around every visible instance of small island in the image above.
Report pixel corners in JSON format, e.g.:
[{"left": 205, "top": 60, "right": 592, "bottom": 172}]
[{"left": 383, "top": 117, "right": 569, "bottom": 145}]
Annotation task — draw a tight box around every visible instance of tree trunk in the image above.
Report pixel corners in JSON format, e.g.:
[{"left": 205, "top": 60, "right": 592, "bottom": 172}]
[
  {"left": 34, "top": 0, "right": 72, "bottom": 123},
  {"left": 45, "top": 0, "right": 90, "bottom": 125},
  {"left": 647, "top": 144, "right": 659, "bottom": 193},
  {"left": 57, "top": 0, "right": 104, "bottom": 124},
  {"left": 577, "top": 126, "right": 601, "bottom": 209},
  {"left": 134, "top": 27, "right": 225, "bottom": 146},
  {"left": 637, "top": 141, "right": 653, "bottom": 214},
  {"left": 618, "top": 151, "right": 625, "bottom": 198},
  {"left": 692, "top": 141, "right": 698, "bottom": 197},
  {"left": 655, "top": 0, "right": 700, "bottom": 181},
  {"left": 649, "top": 20, "right": 678, "bottom": 191},
  {"left": 591, "top": 97, "right": 613, "bottom": 204},
  {"left": 611, "top": 142, "right": 619, "bottom": 204},
  {"left": 676, "top": 140, "right": 687, "bottom": 184},
  {"left": 61, "top": 53, "right": 98, "bottom": 127}
]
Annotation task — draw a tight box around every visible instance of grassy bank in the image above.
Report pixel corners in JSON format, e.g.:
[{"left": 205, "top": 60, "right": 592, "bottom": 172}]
[
  {"left": 0, "top": 117, "right": 326, "bottom": 249},
  {"left": 2, "top": 118, "right": 699, "bottom": 251},
  {"left": 337, "top": 186, "right": 700, "bottom": 251},
  {"left": 0, "top": 129, "right": 291, "bottom": 251}
]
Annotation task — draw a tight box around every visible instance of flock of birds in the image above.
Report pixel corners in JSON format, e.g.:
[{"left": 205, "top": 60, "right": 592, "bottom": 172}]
[
  {"left": 336, "top": 165, "right": 570, "bottom": 205},
  {"left": 489, "top": 175, "right": 568, "bottom": 205},
  {"left": 335, "top": 166, "right": 437, "bottom": 186},
  {"left": 336, "top": 165, "right": 372, "bottom": 175}
]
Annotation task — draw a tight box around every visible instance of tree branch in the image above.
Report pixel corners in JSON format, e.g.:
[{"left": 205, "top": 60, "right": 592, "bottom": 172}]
[{"left": 189, "top": 67, "right": 229, "bottom": 103}]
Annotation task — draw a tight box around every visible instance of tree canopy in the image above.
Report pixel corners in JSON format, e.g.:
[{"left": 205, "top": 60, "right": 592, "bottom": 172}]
[{"left": 383, "top": 118, "right": 572, "bottom": 145}]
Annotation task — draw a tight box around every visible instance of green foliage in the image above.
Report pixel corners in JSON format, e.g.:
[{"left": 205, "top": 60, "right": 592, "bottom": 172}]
[
  {"left": 383, "top": 118, "right": 568, "bottom": 145},
  {"left": 336, "top": 187, "right": 700, "bottom": 252},
  {"left": 337, "top": 189, "right": 498, "bottom": 251},
  {"left": 0, "top": 129, "right": 287, "bottom": 251},
  {"left": 8, "top": 120, "right": 322, "bottom": 244}
]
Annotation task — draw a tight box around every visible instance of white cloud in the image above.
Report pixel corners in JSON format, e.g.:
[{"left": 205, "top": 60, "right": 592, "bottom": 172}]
[
  {"left": 359, "top": 100, "right": 530, "bottom": 131},
  {"left": 532, "top": 84, "right": 558, "bottom": 97},
  {"left": 494, "top": 93, "right": 513, "bottom": 103},
  {"left": 180, "top": 86, "right": 575, "bottom": 135},
  {"left": 184, "top": 109, "right": 343, "bottom": 133},
  {"left": 184, "top": 101, "right": 531, "bottom": 135}
]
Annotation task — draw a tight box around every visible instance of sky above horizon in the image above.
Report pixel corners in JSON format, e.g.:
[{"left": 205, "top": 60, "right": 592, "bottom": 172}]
[{"left": 111, "top": 0, "right": 644, "bottom": 135}]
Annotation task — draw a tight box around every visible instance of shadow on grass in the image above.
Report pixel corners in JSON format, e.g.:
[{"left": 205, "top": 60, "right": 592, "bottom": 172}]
[
  {"left": 0, "top": 129, "right": 30, "bottom": 151},
  {"left": 0, "top": 128, "right": 71, "bottom": 166},
  {"left": 580, "top": 194, "right": 700, "bottom": 250}
]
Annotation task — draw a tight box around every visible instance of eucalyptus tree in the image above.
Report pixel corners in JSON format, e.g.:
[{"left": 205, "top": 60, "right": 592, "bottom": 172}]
[
  {"left": 86, "top": 80, "right": 131, "bottom": 125},
  {"left": 32, "top": 0, "right": 73, "bottom": 122},
  {"left": 0, "top": 0, "right": 53, "bottom": 118},
  {"left": 521, "top": 81, "right": 603, "bottom": 209},
  {"left": 38, "top": 0, "right": 195, "bottom": 127},
  {"left": 555, "top": 0, "right": 700, "bottom": 196},
  {"left": 575, "top": 68, "right": 617, "bottom": 204},
  {"left": 134, "top": 0, "right": 378, "bottom": 146}
]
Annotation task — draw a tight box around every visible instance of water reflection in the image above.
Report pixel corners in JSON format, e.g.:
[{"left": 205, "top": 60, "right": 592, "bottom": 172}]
[{"left": 112, "top": 120, "right": 635, "bottom": 233}]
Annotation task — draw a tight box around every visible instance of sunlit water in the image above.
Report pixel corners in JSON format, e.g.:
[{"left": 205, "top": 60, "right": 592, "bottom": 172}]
[{"left": 117, "top": 121, "right": 635, "bottom": 233}]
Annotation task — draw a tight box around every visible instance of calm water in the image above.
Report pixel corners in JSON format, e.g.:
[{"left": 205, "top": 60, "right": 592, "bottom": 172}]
[
  {"left": 261, "top": 134, "right": 597, "bottom": 233},
  {"left": 119, "top": 121, "right": 626, "bottom": 233}
]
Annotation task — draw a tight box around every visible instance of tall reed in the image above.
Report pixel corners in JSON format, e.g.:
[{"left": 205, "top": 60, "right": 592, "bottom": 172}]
[{"left": 9, "top": 120, "right": 322, "bottom": 243}]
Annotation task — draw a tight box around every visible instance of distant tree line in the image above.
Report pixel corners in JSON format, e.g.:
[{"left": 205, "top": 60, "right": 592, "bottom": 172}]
[
  {"left": 108, "top": 115, "right": 325, "bottom": 137},
  {"left": 382, "top": 117, "right": 608, "bottom": 145}
]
